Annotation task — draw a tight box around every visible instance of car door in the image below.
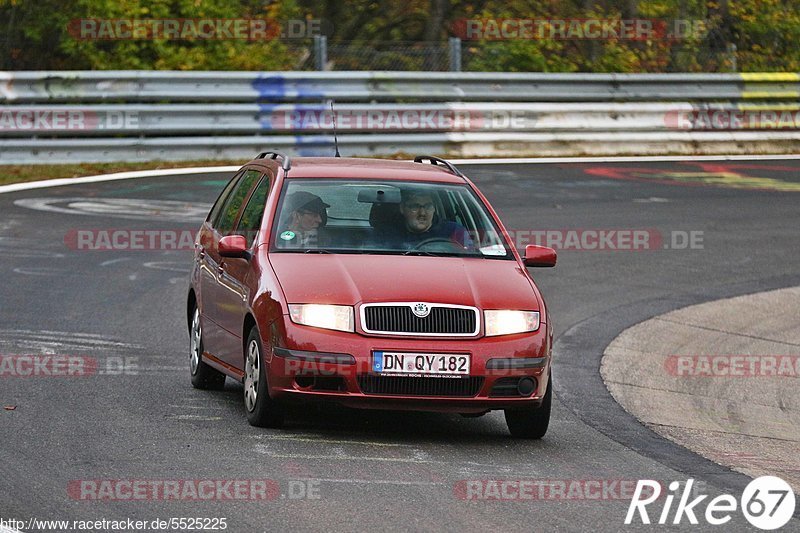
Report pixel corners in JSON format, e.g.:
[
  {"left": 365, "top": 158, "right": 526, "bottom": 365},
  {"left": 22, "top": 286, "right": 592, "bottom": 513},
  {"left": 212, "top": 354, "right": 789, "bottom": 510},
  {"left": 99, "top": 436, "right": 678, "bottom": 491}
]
[
  {"left": 197, "top": 170, "right": 244, "bottom": 363},
  {"left": 215, "top": 170, "right": 274, "bottom": 371},
  {"left": 205, "top": 168, "right": 264, "bottom": 369}
]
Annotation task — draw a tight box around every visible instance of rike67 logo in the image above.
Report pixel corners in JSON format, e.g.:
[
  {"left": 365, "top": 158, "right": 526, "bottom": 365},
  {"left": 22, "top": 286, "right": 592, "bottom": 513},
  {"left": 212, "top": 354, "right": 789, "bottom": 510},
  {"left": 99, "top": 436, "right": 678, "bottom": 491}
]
[{"left": 626, "top": 476, "right": 796, "bottom": 530}]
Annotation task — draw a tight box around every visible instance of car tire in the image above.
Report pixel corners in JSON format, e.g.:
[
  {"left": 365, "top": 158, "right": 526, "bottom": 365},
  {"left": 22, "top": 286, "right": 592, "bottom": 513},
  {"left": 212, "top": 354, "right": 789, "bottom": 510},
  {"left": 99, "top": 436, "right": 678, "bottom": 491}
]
[
  {"left": 189, "top": 307, "right": 226, "bottom": 390},
  {"left": 243, "top": 326, "right": 284, "bottom": 428},
  {"left": 504, "top": 372, "right": 552, "bottom": 439}
]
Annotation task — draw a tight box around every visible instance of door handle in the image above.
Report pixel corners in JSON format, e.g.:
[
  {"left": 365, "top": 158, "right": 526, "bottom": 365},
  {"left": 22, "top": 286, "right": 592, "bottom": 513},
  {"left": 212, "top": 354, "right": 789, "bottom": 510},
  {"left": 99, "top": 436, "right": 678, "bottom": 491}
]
[
  {"left": 217, "top": 263, "right": 225, "bottom": 275},
  {"left": 196, "top": 244, "right": 205, "bottom": 258}
]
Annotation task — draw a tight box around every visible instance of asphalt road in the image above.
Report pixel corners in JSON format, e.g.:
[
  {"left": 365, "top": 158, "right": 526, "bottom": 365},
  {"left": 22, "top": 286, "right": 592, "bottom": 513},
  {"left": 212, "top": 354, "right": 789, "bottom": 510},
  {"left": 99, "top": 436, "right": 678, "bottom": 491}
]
[{"left": 1, "top": 159, "right": 799, "bottom": 532}]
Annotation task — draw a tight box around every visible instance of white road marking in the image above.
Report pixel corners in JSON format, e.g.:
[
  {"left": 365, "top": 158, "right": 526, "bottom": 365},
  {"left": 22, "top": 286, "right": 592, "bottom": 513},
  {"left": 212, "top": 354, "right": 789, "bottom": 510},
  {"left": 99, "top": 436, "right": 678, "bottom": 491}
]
[
  {"left": 633, "top": 197, "right": 670, "bottom": 203},
  {"left": 166, "top": 414, "right": 223, "bottom": 421},
  {"left": 0, "top": 237, "right": 65, "bottom": 259},
  {"left": 0, "top": 329, "right": 137, "bottom": 347},
  {"left": 0, "top": 166, "right": 239, "bottom": 195},
  {"left": 133, "top": 365, "right": 184, "bottom": 371},
  {"left": 13, "top": 197, "right": 210, "bottom": 222},
  {"left": 255, "top": 451, "right": 443, "bottom": 464},
  {"left": 255, "top": 435, "right": 415, "bottom": 447},
  {"left": 2, "top": 156, "right": 800, "bottom": 198},
  {"left": 0, "top": 329, "right": 110, "bottom": 339},
  {"left": 143, "top": 261, "right": 190, "bottom": 273},
  {"left": 168, "top": 405, "right": 227, "bottom": 410},
  {"left": 12, "top": 267, "right": 63, "bottom": 276},
  {"left": 100, "top": 258, "right": 130, "bottom": 267}
]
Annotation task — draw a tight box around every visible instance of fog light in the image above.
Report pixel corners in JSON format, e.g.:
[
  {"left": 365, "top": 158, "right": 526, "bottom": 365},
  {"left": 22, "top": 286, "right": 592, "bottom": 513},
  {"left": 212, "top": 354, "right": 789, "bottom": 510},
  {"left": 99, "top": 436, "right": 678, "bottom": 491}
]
[
  {"left": 517, "top": 377, "right": 536, "bottom": 397},
  {"left": 295, "top": 376, "right": 314, "bottom": 388}
]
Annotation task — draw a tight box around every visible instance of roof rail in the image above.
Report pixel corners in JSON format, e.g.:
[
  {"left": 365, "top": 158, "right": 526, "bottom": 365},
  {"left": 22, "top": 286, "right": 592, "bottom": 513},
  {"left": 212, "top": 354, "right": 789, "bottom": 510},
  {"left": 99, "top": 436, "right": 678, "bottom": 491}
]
[
  {"left": 413, "top": 155, "right": 464, "bottom": 177},
  {"left": 256, "top": 151, "right": 291, "bottom": 171}
]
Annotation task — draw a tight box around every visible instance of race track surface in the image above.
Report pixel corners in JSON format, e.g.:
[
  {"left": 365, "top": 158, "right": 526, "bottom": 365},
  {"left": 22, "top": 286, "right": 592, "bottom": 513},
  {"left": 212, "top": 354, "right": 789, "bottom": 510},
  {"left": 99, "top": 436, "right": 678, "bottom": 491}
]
[{"left": 1, "top": 159, "right": 799, "bottom": 532}]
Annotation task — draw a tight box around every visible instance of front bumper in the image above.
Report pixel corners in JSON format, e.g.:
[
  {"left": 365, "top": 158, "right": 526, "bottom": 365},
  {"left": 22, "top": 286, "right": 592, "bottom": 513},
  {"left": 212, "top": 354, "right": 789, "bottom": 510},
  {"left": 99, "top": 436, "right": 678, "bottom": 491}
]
[{"left": 263, "top": 318, "right": 552, "bottom": 413}]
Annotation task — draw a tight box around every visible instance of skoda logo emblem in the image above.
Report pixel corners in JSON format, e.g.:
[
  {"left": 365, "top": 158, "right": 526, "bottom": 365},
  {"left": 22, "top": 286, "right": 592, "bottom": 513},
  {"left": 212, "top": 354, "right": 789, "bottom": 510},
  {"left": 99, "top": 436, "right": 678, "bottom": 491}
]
[{"left": 412, "top": 303, "right": 430, "bottom": 318}]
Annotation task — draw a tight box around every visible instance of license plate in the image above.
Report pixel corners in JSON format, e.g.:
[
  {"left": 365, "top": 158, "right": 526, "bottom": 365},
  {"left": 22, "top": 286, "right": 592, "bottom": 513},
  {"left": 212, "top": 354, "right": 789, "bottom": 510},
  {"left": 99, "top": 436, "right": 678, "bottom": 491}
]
[{"left": 372, "top": 352, "right": 470, "bottom": 376}]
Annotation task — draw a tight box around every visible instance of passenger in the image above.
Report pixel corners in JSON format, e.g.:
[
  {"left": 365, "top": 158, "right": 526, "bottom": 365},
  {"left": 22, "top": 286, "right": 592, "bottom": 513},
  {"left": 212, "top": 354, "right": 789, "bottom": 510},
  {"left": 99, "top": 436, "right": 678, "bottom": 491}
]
[{"left": 277, "top": 191, "right": 329, "bottom": 248}]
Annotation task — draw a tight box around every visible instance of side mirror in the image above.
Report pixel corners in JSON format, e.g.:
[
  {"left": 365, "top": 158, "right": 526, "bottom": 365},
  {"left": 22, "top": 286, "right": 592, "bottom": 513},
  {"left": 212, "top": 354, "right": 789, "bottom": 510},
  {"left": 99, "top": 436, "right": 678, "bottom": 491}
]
[
  {"left": 218, "top": 235, "right": 250, "bottom": 259},
  {"left": 523, "top": 245, "right": 557, "bottom": 267}
]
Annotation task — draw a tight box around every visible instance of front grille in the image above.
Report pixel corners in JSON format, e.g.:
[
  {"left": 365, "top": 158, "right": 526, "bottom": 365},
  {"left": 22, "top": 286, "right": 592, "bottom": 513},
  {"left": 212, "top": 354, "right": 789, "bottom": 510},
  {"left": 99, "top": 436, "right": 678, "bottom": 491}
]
[
  {"left": 362, "top": 304, "right": 478, "bottom": 335},
  {"left": 358, "top": 375, "right": 484, "bottom": 397}
]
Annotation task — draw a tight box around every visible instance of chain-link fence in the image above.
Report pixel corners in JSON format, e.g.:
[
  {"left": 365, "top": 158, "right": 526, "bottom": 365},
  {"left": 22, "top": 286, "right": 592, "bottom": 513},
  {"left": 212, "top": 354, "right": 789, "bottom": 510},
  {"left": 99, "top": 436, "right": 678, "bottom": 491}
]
[
  {"left": 285, "top": 39, "right": 453, "bottom": 71},
  {"left": 287, "top": 36, "right": 746, "bottom": 73}
]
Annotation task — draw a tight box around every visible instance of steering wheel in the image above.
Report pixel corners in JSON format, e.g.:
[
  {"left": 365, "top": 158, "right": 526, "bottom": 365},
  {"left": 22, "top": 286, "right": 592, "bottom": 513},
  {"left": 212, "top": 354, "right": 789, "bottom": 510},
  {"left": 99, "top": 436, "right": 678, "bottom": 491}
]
[{"left": 411, "top": 237, "right": 466, "bottom": 253}]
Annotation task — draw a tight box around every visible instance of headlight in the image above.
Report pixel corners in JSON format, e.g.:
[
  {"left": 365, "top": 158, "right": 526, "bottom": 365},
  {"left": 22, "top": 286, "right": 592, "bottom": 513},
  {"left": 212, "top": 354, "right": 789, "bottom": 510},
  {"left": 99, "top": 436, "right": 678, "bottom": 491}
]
[
  {"left": 484, "top": 310, "right": 540, "bottom": 336},
  {"left": 288, "top": 304, "right": 354, "bottom": 332}
]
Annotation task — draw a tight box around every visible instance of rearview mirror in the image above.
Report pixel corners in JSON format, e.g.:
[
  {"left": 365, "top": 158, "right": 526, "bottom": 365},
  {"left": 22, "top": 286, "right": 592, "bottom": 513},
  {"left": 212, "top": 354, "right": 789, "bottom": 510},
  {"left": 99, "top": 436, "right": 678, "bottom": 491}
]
[
  {"left": 218, "top": 235, "right": 250, "bottom": 259},
  {"left": 523, "top": 245, "right": 557, "bottom": 267}
]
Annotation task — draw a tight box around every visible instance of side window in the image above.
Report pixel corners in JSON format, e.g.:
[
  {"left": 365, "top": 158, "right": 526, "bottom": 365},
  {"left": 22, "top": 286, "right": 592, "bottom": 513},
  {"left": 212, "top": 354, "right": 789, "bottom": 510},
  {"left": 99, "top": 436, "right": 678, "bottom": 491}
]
[
  {"left": 235, "top": 173, "right": 272, "bottom": 247},
  {"left": 450, "top": 190, "right": 476, "bottom": 230},
  {"left": 215, "top": 170, "right": 262, "bottom": 235},
  {"left": 208, "top": 171, "right": 244, "bottom": 226}
]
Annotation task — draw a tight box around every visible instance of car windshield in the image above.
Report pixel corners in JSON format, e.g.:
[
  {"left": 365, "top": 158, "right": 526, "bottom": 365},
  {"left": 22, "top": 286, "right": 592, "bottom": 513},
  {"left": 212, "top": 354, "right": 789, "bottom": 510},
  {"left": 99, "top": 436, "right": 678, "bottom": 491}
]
[{"left": 270, "top": 179, "right": 513, "bottom": 259}]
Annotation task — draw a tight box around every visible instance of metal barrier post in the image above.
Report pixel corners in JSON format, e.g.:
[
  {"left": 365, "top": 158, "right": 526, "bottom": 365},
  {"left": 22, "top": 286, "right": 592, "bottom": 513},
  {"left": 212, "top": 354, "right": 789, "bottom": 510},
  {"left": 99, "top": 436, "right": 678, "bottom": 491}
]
[
  {"left": 449, "top": 37, "right": 462, "bottom": 72},
  {"left": 727, "top": 43, "right": 738, "bottom": 72},
  {"left": 315, "top": 35, "right": 328, "bottom": 71}
]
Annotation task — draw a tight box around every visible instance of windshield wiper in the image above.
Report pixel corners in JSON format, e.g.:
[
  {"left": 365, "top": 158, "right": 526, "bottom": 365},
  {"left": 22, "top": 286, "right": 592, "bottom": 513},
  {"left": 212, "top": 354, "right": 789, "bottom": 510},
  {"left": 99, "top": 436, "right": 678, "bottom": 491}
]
[
  {"left": 402, "top": 250, "right": 439, "bottom": 257},
  {"left": 303, "top": 249, "right": 333, "bottom": 254}
]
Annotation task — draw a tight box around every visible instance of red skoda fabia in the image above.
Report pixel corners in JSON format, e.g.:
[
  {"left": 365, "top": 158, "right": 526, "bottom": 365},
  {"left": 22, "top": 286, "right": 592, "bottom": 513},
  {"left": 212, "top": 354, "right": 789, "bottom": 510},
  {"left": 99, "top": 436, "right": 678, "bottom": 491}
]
[{"left": 187, "top": 153, "right": 556, "bottom": 438}]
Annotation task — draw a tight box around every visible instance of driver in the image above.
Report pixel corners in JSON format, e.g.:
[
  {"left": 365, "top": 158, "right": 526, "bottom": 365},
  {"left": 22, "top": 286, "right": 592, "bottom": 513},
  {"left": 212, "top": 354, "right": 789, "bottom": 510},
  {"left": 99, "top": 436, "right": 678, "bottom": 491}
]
[{"left": 392, "top": 188, "right": 473, "bottom": 249}]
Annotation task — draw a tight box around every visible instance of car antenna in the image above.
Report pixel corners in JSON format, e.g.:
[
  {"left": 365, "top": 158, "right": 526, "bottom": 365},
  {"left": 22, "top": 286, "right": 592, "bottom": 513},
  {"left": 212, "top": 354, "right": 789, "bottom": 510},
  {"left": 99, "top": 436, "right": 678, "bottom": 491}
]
[{"left": 330, "top": 100, "right": 341, "bottom": 157}]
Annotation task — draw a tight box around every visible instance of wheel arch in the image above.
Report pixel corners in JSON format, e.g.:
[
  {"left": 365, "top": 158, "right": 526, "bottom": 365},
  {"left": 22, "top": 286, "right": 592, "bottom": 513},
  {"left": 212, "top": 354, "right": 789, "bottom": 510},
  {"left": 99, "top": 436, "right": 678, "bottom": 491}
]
[
  {"left": 187, "top": 289, "right": 197, "bottom": 332},
  {"left": 243, "top": 312, "right": 258, "bottom": 363}
]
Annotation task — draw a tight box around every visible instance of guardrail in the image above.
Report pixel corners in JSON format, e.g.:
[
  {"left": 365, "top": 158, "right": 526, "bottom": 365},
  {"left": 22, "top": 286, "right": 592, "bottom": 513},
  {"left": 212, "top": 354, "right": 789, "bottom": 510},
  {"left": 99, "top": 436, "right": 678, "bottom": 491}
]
[
  {"left": 2, "top": 71, "right": 800, "bottom": 103},
  {"left": 2, "top": 71, "right": 800, "bottom": 163}
]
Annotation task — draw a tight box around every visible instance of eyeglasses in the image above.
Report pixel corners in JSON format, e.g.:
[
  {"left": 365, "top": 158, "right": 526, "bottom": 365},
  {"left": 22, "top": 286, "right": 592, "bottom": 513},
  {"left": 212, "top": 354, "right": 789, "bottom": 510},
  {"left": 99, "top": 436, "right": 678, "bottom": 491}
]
[{"left": 404, "top": 202, "right": 435, "bottom": 212}]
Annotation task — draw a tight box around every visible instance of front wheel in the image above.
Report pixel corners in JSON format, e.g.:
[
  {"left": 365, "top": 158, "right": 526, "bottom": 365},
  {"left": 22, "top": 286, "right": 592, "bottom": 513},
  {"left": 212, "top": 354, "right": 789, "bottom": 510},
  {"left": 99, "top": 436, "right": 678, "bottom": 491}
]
[
  {"left": 243, "top": 326, "right": 284, "bottom": 428},
  {"left": 504, "top": 372, "right": 552, "bottom": 439},
  {"left": 189, "top": 307, "right": 226, "bottom": 390}
]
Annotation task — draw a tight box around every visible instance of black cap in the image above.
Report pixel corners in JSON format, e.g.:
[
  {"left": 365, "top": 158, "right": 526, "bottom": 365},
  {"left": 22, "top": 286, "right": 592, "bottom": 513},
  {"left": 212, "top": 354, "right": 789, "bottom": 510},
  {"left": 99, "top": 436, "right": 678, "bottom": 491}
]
[{"left": 288, "top": 191, "right": 330, "bottom": 215}]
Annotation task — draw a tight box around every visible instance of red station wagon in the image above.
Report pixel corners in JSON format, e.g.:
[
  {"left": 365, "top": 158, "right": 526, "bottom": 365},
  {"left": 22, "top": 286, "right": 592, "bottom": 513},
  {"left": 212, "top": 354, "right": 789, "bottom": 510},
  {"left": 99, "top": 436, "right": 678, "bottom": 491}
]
[{"left": 187, "top": 153, "right": 557, "bottom": 438}]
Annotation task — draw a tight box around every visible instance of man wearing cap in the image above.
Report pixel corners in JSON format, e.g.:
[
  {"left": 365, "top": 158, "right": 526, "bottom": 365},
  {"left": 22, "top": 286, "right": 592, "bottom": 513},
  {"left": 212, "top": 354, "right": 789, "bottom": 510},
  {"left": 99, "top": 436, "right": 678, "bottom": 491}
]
[{"left": 277, "top": 191, "right": 330, "bottom": 248}]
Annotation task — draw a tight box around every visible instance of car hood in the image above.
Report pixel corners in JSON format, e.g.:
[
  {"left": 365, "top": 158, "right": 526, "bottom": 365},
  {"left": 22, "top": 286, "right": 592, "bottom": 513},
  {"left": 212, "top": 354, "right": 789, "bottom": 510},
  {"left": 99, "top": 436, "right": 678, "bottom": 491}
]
[{"left": 268, "top": 253, "right": 541, "bottom": 312}]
